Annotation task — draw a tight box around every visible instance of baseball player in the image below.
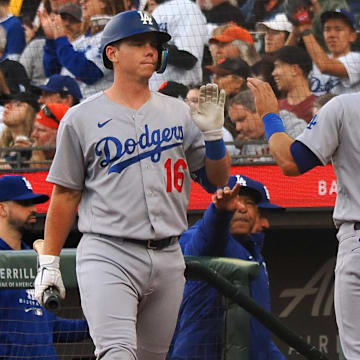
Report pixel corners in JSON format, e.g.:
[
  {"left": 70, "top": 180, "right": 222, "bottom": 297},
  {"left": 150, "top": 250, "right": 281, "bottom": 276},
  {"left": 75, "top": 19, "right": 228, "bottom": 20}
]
[
  {"left": 34, "top": 10, "right": 230, "bottom": 360},
  {"left": 0, "top": 175, "right": 89, "bottom": 359},
  {"left": 247, "top": 77, "right": 360, "bottom": 360},
  {"left": 170, "top": 175, "right": 285, "bottom": 360}
]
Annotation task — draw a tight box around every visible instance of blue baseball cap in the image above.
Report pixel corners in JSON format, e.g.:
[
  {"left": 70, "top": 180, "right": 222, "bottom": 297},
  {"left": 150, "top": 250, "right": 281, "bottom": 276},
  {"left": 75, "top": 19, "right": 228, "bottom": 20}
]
[
  {"left": 36, "top": 75, "right": 83, "bottom": 100},
  {"left": 0, "top": 176, "right": 49, "bottom": 204},
  {"left": 227, "top": 175, "right": 284, "bottom": 210},
  {"left": 321, "top": 8, "right": 357, "bottom": 30}
]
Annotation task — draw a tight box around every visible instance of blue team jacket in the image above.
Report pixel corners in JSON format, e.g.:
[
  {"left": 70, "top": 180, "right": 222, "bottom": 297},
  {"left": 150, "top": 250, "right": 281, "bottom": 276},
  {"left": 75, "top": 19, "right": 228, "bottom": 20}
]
[
  {"left": 0, "top": 16, "right": 26, "bottom": 60},
  {"left": 170, "top": 204, "right": 285, "bottom": 360},
  {"left": 0, "top": 238, "right": 89, "bottom": 359}
]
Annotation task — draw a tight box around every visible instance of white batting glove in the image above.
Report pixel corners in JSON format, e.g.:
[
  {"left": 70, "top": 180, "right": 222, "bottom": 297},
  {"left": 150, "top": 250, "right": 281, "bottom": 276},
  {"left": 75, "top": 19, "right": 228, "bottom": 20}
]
[
  {"left": 191, "top": 83, "right": 226, "bottom": 141},
  {"left": 34, "top": 255, "right": 66, "bottom": 306}
]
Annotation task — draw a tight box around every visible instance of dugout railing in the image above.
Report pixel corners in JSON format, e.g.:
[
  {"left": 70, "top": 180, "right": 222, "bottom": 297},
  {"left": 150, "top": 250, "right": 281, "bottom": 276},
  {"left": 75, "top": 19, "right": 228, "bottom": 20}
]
[{"left": 0, "top": 249, "right": 329, "bottom": 360}]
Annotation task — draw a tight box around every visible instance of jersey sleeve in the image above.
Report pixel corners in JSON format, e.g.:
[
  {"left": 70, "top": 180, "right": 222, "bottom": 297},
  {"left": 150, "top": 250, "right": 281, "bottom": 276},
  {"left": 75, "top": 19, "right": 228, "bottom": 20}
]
[
  {"left": 183, "top": 203, "right": 233, "bottom": 256},
  {"left": 171, "top": 6, "right": 206, "bottom": 59},
  {"left": 295, "top": 96, "right": 342, "bottom": 165},
  {"left": 55, "top": 37, "right": 104, "bottom": 84},
  {"left": 338, "top": 52, "right": 360, "bottom": 90},
  {"left": 4, "top": 19, "right": 26, "bottom": 59},
  {"left": 47, "top": 116, "right": 86, "bottom": 190}
]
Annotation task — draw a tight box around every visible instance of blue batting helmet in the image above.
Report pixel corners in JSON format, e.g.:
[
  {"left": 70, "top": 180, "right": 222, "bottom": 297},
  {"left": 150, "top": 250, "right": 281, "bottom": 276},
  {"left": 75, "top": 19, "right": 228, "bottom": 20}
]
[{"left": 100, "top": 10, "right": 171, "bottom": 73}]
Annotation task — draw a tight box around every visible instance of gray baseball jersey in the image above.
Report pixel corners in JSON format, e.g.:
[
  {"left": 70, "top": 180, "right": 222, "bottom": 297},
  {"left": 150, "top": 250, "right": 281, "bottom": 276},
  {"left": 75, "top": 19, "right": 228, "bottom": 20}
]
[
  {"left": 47, "top": 91, "right": 206, "bottom": 239},
  {"left": 296, "top": 93, "right": 360, "bottom": 228}
]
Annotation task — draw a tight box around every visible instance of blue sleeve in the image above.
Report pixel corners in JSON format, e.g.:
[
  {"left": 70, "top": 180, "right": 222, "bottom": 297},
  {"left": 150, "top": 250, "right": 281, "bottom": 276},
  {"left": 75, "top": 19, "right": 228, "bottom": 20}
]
[
  {"left": 182, "top": 203, "right": 233, "bottom": 256},
  {"left": 4, "top": 19, "right": 25, "bottom": 56},
  {"left": 290, "top": 140, "right": 322, "bottom": 174},
  {"left": 55, "top": 37, "right": 104, "bottom": 84},
  {"left": 191, "top": 166, "right": 217, "bottom": 193},
  {"left": 52, "top": 316, "right": 89, "bottom": 343},
  {"left": 43, "top": 39, "right": 62, "bottom": 76},
  {"left": 269, "top": 340, "right": 287, "bottom": 360}
]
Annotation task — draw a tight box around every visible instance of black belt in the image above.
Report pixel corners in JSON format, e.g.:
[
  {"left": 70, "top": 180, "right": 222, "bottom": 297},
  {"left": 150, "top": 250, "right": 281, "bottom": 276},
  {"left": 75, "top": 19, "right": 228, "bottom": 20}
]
[
  {"left": 122, "top": 236, "right": 178, "bottom": 250},
  {"left": 354, "top": 222, "right": 360, "bottom": 230}
]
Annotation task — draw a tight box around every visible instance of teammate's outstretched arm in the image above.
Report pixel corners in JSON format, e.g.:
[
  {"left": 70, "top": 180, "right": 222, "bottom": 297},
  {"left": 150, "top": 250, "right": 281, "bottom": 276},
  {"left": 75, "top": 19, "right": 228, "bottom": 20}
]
[
  {"left": 192, "top": 84, "right": 231, "bottom": 187},
  {"left": 247, "top": 77, "right": 322, "bottom": 176},
  {"left": 34, "top": 184, "right": 82, "bottom": 306},
  {"left": 247, "top": 78, "right": 300, "bottom": 175}
]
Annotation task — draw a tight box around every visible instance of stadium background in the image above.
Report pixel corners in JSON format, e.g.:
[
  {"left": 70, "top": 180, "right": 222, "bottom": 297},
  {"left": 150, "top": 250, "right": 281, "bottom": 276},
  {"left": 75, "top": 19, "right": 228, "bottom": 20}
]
[
  {"left": 1, "top": 0, "right": 355, "bottom": 358},
  {"left": 5, "top": 163, "right": 338, "bottom": 359}
]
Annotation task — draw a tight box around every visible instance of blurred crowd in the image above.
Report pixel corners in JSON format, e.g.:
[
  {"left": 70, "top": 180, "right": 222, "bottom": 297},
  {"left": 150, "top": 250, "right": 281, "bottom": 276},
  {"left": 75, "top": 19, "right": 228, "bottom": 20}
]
[{"left": 0, "top": 0, "right": 359, "bottom": 168}]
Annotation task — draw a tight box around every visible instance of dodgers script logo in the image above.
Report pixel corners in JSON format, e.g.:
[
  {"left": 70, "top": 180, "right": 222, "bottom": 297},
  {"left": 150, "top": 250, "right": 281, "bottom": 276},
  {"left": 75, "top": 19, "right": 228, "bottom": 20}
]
[{"left": 95, "top": 124, "right": 183, "bottom": 174}]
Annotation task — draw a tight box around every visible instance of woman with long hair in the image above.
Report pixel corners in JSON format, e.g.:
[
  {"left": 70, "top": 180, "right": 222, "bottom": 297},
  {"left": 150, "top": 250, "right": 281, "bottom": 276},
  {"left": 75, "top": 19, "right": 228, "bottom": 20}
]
[{"left": 0, "top": 93, "right": 39, "bottom": 167}]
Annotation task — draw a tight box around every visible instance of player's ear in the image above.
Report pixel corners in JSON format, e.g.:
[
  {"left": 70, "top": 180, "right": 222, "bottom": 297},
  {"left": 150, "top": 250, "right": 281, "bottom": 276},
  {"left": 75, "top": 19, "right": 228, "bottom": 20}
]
[
  {"left": 105, "top": 45, "right": 119, "bottom": 66},
  {"left": 0, "top": 202, "right": 8, "bottom": 217},
  {"left": 350, "top": 29, "right": 357, "bottom": 43}
]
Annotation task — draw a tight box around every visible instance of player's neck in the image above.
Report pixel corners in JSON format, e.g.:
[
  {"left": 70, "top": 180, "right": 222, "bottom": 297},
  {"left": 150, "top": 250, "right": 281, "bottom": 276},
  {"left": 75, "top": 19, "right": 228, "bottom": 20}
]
[
  {"left": 0, "top": 224, "right": 22, "bottom": 250},
  {"left": 105, "top": 78, "right": 151, "bottom": 110},
  {"left": 286, "top": 79, "right": 312, "bottom": 105}
]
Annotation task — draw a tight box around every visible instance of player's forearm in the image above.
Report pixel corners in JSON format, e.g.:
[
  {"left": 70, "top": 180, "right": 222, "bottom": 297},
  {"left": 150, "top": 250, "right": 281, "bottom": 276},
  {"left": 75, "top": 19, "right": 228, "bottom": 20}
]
[
  {"left": 205, "top": 150, "right": 231, "bottom": 187},
  {"left": 268, "top": 133, "right": 300, "bottom": 176},
  {"left": 43, "top": 184, "right": 82, "bottom": 256}
]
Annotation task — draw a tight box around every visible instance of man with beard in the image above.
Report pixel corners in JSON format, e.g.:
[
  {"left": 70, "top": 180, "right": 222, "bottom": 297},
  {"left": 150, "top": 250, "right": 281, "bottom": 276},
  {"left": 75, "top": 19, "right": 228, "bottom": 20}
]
[
  {"left": 0, "top": 175, "right": 89, "bottom": 359},
  {"left": 170, "top": 174, "right": 285, "bottom": 360}
]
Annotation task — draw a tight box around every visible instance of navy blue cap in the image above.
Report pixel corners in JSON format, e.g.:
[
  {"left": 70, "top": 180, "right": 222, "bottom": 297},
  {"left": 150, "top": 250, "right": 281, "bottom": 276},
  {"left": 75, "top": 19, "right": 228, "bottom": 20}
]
[
  {"left": 227, "top": 174, "right": 284, "bottom": 210},
  {"left": 37, "top": 75, "right": 83, "bottom": 100},
  {"left": 0, "top": 176, "right": 49, "bottom": 204},
  {"left": 321, "top": 8, "right": 357, "bottom": 30}
]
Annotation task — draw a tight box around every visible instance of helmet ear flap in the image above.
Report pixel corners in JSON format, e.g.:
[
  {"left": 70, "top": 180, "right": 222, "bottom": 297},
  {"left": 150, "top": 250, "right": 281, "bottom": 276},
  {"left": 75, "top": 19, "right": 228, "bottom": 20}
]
[{"left": 156, "top": 47, "right": 168, "bottom": 73}]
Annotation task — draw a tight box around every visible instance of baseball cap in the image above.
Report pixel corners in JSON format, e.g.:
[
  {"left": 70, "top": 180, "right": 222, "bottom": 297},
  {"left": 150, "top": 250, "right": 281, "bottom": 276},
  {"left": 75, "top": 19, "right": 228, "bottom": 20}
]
[
  {"left": 36, "top": 75, "right": 83, "bottom": 101},
  {"left": 256, "top": 13, "right": 293, "bottom": 33},
  {"left": 1, "top": 91, "right": 40, "bottom": 112},
  {"left": 58, "top": 2, "right": 82, "bottom": 22},
  {"left": 209, "top": 25, "right": 254, "bottom": 44},
  {"left": 227, "top": 174, "right": 284, "bottom": 209},
  {"left": 36, "top": 103, "right": 70, "bottom": 129},
  {"left": 321, "top": 8, "right": 357, "bottom": 30},
  {"left": 158, "top": 81, "right": 189, "bottom": 99},
  {"left": 206, "top": 57, "right": 251, "bottom": 78},
  {"left": 0, "top": 175, "right": 49, "bottom": 204}
]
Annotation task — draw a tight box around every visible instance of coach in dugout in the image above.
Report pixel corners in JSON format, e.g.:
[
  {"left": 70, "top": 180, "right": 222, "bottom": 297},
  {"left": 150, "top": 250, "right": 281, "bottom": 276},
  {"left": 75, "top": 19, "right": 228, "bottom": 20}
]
[
  {"left": 0, "top": 175, "right": 89, "bottom": 359},
  {"left": 170, "top": 174, "right": 285, "bottom": 360}
]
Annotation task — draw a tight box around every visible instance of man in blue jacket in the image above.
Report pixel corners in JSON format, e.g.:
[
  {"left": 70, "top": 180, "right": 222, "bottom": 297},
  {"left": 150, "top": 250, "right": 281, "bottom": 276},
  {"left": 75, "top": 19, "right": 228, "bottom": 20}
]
[
  {"left": 171, "top": 174, "right": 286, "bottom": 360},
  {"left": 0, "top": 175, "right": 89, "bottom": 359}
]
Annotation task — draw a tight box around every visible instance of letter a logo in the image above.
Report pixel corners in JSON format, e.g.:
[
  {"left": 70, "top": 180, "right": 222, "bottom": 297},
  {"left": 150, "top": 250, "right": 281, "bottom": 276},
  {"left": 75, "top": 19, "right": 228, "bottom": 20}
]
[{"left": 138, "top": 11, "right": 153, "bottom": 25}]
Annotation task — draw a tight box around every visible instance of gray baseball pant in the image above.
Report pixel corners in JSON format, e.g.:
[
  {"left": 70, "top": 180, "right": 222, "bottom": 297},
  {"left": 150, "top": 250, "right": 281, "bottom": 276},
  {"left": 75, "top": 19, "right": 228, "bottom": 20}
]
[
  {"left": 76, "top": 233, "right": 186, "bottom": 360},
  {"left": 335, "top": 222, "right": 360, "bottom": 360}
]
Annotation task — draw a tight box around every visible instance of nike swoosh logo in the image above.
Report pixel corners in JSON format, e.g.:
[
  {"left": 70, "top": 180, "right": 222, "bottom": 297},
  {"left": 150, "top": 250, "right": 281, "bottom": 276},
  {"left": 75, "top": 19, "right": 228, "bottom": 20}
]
[{"left": 98, "top": 119, "right": 112, "bottom": 128}]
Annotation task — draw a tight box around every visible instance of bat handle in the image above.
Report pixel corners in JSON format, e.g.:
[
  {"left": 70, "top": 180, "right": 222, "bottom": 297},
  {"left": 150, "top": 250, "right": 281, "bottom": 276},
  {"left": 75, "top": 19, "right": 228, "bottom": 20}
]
[{"left": 43, "top": 286, "right": 61, "bottom": 312}]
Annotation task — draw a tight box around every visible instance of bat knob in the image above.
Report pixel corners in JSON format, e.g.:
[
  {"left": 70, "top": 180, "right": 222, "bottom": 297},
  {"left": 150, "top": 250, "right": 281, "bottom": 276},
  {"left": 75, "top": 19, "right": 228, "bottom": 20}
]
[{"left": 43, "top": 286, "right": 61, "bottom": 312}]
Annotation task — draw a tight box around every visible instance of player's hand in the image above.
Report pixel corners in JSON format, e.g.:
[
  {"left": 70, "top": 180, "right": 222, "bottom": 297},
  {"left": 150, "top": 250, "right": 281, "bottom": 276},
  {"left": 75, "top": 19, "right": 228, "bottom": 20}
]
[
  {"left": 34, "top": 255, "right": 66, "bottom": 306},
  {"left": 247, "top": 78, "right": 279, "bottom": 119},
  {"left": 212, "top": 183, "right": 245, "bottom": 212},
  {"left": 191, "top": 83, "right": 226, "bottom": 141}
]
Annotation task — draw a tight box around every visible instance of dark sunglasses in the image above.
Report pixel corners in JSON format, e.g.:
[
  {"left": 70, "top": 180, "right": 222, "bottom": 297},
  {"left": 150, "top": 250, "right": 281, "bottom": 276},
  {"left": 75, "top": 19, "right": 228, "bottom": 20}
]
[{"left": 41, "top": 105, "right": 59, "bottom": 124}]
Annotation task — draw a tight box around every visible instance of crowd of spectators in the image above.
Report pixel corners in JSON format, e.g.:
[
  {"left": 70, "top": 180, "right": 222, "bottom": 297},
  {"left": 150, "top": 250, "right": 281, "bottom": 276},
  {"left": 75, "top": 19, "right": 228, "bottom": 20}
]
[{"left": 0, "top": 0, "right": 358, "bottom": 168}]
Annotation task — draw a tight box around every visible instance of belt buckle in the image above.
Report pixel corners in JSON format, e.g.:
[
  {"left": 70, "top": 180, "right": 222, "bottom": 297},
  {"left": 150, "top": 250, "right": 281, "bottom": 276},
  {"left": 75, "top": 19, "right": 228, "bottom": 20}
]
[{"left": 147, "top": 239, "right": 159, "bottom": 250}]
